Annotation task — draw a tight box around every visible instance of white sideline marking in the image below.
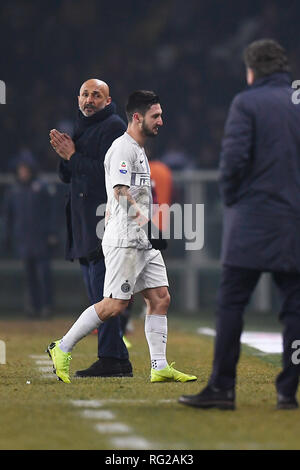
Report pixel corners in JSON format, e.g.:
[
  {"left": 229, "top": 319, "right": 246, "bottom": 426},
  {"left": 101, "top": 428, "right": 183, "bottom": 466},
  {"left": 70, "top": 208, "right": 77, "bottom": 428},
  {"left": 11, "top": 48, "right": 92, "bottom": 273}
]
[
  {"left": 111, "top": 436, "right": 153, "bottom": 450},
  {"left": 198, "top": 327, "right": 283, "bottom": 353},
  {"left": 241, "top": 331, "right": 282, "bottom": 353},
  {"left": 197, "top": 327, "right": 215, "bottom": 337},
  {"left": 71, "top": 398, "right": 175, "bottom": 407},
  {"left": 29, "top": 357, "right": 180, "bottom": 450},
  {"left": 29, "top": 354, "right": 48, "bottom": 359},
  {"left": 28, "top": 355, "right": 56, "bottom": 380},
  {"left": 35, "top": 360, "right": 53, "bottom": 365},
  {"left": 71, "top": 399, "right": 104, "bottom": 408},
  {"left": 38, "top": 366, "right": 54, "bottom": 373},
  {"left": 102, "top": 398, "right": 175, "bottom": 404},
  {"left": 70, "top": 399, "right": 156, "bottom": 449},
  {"left": 41, "top": 374, "right": 56, "bottom": 379},
  {"left": 95, "top": 422, "right": 131, "bottom": 434},
  {"left": 80, "top": 409, "right": 115, "bottom": 420}
]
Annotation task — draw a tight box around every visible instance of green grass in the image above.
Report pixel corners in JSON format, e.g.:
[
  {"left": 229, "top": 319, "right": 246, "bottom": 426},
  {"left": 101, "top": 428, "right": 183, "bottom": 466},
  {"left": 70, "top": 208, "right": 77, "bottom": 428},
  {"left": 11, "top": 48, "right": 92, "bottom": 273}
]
[{"left": 0, "top": 314, "right": 299, "bottom": 450}]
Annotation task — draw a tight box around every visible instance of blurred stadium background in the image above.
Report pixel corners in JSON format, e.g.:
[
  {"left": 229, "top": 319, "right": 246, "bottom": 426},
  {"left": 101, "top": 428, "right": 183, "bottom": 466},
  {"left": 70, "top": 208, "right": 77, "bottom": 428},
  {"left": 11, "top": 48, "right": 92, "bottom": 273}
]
[{"left": 0, "top": 0, "right": 298, "bottom": 317}]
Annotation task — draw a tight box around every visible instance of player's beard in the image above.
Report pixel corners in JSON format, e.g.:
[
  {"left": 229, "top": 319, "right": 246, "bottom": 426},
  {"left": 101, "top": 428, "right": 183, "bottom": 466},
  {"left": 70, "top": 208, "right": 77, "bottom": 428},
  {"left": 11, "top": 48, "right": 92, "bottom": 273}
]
[{"left": 141, "top": 120, "right": 159, "bottom": 138}]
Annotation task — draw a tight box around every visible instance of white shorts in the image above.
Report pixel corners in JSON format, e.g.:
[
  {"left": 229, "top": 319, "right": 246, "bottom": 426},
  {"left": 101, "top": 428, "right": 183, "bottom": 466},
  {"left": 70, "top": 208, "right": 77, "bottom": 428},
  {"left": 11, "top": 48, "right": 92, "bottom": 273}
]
[{"left": 102, "top": 246, "right": 169, "bottom": 300}]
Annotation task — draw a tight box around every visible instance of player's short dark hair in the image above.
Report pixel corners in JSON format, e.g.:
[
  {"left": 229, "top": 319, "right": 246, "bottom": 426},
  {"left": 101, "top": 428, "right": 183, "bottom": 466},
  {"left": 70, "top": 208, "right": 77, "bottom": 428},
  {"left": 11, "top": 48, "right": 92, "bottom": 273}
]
[
  {"left": 243, "top": 39, "right": 290, "bottom": 79},
  {"left": 126, "top": 90, "right": 160, "bottom": 122}
]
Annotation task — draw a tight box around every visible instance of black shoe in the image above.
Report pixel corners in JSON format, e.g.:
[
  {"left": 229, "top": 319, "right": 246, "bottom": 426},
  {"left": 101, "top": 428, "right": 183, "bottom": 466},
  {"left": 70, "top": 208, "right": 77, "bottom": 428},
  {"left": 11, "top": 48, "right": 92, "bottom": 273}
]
[
  {"left": 178, "top": 385, "right": 235, "bottom": 410},
  {"left": 75, "top": 357, "right": 133, "bottom": 378},
  {"left": 277, "top": 393, "right": 299, "bottom": 410}
]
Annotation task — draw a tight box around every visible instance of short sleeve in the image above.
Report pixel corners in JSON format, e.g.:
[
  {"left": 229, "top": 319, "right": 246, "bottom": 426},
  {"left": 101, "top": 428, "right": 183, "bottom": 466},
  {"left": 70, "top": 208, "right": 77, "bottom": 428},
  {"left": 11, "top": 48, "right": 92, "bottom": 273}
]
[{"left": 108, "top": 143, "right": 134, "bottom": 188}]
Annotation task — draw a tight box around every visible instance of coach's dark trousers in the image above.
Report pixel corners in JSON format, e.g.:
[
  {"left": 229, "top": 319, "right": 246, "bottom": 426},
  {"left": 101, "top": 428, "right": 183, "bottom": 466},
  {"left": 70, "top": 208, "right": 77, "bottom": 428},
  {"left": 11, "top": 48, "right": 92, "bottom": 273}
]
[
  {"left": 209, "top": 265, "right": 300, "bottom": 397},
  {"left": 80, "top": 257, "right": 128, "bottom": 361}
]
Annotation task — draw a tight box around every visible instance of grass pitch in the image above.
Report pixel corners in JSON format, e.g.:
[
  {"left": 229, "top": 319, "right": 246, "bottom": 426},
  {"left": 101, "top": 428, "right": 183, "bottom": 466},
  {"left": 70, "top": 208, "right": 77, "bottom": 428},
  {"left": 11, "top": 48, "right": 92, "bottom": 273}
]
[{"left": 0, "top": 313, "right": 299, "bottom": 450}]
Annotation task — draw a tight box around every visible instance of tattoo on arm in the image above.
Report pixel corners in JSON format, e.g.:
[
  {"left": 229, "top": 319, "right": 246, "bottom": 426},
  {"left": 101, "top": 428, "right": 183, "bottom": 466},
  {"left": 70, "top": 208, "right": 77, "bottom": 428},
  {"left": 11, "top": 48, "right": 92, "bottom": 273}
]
[
  {"left": 114, "top": 185, "right": 138, "bottom": 215},
  {"left": 114, "top": 184, "right": 136, "bottom": 204}
]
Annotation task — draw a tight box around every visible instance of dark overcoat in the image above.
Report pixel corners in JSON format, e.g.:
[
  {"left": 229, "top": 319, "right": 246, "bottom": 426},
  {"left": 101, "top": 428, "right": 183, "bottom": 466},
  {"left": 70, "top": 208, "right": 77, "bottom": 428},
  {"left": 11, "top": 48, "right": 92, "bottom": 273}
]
[
  {"left": 220, "top": 72, "right": 300, "bottom": 272},
  {"left": 58, "top": 103, "right": 126, "bottom": 260}
]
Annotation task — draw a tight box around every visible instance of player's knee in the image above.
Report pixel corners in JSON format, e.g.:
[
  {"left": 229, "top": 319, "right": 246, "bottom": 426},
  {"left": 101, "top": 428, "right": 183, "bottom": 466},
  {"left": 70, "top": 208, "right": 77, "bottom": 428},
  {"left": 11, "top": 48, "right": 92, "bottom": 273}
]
[
  {"left": 95, "top": 298, "right": 129, "bottom": 321},
  {"left": 110, "top": 299, "right": 129, "bottom": 318},
  {"left": 164, "top": 291, "right": 171, "bottom": 310},
  {"left": 158, "top": 290, "right": 171, "bottom": 311}
]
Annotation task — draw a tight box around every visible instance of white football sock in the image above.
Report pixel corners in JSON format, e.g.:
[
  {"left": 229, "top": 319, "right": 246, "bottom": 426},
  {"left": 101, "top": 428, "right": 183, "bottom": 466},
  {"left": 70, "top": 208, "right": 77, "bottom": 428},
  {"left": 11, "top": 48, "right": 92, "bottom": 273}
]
[
  {"left": 59, "top": 305, "right": 102, "bottom": 353},
  {"left": 144, "top": 314, "right": 168, "bottom": 370}
]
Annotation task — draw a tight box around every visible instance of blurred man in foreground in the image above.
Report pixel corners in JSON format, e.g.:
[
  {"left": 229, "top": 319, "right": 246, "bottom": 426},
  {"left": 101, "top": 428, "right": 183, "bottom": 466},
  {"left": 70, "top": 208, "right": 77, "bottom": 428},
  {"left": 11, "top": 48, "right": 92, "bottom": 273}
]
[{"left": 180, "top": 39, "right": 300, "bottom": 410}]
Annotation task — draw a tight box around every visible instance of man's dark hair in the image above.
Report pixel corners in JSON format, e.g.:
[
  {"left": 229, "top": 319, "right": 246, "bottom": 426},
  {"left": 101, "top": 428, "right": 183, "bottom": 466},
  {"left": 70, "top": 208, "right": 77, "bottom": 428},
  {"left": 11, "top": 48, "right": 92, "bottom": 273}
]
[
  {"left": 243, "top": 39, "right": 290, "bottom": 79},
  {"left": 126, "top": 90, "right": 160, "bottom": 122}
]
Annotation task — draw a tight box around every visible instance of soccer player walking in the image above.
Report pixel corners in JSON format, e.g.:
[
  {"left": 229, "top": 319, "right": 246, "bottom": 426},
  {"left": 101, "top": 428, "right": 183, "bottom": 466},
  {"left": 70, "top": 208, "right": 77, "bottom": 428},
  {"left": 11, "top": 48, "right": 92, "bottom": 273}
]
[{"left": 47, "top": 90, "right": 197, "bottom": 385}]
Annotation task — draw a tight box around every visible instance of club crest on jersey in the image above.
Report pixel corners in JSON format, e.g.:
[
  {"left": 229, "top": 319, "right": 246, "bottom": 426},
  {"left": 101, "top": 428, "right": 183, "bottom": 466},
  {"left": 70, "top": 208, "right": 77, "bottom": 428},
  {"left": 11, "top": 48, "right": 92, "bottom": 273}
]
[
  {"left": 119, "top": 160, "right": 128, "bottom": 174},
  {"left": 121, "top": 281, "right": 131, "bottom": 293}
]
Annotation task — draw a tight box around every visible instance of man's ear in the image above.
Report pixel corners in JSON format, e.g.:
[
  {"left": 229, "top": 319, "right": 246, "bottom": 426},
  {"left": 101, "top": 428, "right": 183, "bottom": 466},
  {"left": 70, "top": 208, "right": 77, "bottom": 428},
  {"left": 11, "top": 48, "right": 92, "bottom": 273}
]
[
  {"left": 246, "top": 67, "right": 255, "bottom": 85},
  {"left": 133, "top": 112, "right": 142, "bottom": 123}
]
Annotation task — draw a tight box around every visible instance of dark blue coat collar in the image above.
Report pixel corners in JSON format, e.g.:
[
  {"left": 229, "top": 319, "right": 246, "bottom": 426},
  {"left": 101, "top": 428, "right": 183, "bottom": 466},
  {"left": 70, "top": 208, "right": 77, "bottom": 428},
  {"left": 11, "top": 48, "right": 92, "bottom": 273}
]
[
  {"left": 73, "top": 102, "right": 117, "bottom": 140},
  {"left": 250, "top": 72, "right": 291, "bottom": 89}
]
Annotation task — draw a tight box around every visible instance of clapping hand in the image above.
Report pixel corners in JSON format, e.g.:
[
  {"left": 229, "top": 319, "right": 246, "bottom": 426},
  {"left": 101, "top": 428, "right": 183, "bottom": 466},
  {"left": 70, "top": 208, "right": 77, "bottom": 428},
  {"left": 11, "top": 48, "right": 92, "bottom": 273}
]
[{"left": 50, "top": 129, "right": 76, "bottom": 160}]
